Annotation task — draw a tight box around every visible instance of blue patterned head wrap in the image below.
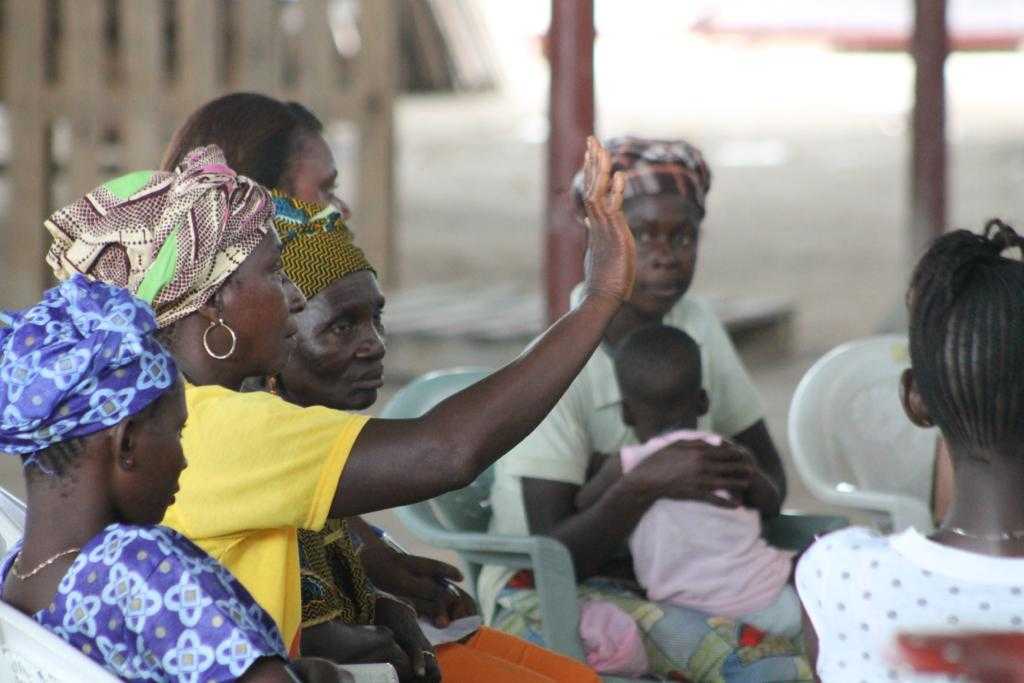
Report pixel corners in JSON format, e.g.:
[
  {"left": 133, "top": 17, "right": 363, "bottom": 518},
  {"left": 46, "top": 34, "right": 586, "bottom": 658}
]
[{"left": 0, "top": 274, "right": 177, "bottom": 456}]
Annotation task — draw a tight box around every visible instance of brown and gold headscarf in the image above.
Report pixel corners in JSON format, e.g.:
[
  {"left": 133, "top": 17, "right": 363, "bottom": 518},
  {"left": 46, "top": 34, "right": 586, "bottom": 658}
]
[
  {"left": 572, "top": 136, "right": 712, "bottom": 217},
  {"left": 45, "top": 145, "right": 273, "bottom": 328}
]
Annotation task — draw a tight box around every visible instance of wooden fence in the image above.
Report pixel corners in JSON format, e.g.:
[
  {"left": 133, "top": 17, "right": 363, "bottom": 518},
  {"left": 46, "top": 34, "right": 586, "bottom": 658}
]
[{"left": 1, "top": 0, "right": 396, "bottom": 309}]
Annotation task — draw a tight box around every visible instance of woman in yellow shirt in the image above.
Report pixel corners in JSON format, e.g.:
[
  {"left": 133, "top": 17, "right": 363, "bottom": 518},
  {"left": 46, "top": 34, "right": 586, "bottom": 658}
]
[
  {"left": 161, "top": 93, "right": 603, "bottom": 682},
  {"left": 44, "top": 132, "right": 635, "bottom": 664}
]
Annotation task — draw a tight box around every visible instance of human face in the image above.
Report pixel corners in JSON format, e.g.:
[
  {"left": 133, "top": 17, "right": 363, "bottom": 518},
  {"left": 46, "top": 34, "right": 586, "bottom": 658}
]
[
  {"left": 279, "top": 271, "right": 386, "bottom": 410},
  {"left": 216, "top": 231, "right": 306, "bottom": 377},
  {"left": 623, "top": 194, "right": 702, "bottom": 318},
  {"left": 283, "top": 134, "right": 352, "bottom": 219},
  {"left": 114, "top": 379, "right": 188, "bottom": 525}
]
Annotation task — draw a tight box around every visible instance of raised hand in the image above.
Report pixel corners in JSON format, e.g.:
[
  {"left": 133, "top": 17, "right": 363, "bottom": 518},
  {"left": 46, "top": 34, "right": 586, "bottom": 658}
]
[{"left": 581, "top": 136, "right": 636, "bottom": 303}]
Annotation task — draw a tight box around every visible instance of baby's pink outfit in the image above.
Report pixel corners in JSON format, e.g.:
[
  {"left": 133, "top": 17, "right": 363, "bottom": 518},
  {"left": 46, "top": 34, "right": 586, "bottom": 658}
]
[
  {"left": 579, "top": 600, "right": 649, "bottom": 676},
  {"left": 619, "top": 429, "right": 793, "bottom": 618}
]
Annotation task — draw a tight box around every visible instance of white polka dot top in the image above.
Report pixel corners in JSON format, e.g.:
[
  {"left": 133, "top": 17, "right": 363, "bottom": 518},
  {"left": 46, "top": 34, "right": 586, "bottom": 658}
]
[{"left": 796, "top": 526, "right": 1024, "bottom": 682}]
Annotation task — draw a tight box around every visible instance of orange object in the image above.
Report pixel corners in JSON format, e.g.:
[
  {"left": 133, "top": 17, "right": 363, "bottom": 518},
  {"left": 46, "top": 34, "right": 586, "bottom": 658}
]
[
  {"left": 897, "top": 632, "right": 1024, "bottom": 681},
  {"left": 437, "top": 626, "right": 601, "bottom": 682}
]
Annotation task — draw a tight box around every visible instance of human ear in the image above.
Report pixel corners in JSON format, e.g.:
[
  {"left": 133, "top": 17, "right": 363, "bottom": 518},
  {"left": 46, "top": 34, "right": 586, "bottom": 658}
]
[
  {"left": 900, "top": 368, "right": 934, "bottom": 429},
  {"left": 110, "top": 417, "right": 139, "bottom": 471},
  {"left": 696, "top": 389, "right": 710, "bottom": 417}
]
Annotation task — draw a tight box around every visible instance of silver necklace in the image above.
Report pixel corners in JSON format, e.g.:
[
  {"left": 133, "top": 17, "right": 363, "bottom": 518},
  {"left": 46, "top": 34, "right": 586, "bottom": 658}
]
[
  {"left": 943, "top": 526, "right": 1024, "bottom": 542},
  {"left": 11, "top": 547, "right": 80, "bottom": 580}
]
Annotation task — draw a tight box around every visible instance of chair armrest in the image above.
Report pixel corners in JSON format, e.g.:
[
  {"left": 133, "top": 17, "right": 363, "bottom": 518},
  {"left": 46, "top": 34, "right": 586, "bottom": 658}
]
[{"left": 394, "top": 505, "right": 586, "bottom": 661}]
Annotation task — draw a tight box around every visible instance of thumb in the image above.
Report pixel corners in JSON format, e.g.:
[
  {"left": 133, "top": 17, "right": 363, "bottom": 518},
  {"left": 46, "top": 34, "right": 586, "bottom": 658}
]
[
  {"left": 411, "top": 647, "right": 427, "bottom": 678},
  {"left": 402, "top": 555, "right": 464, "bottom": 582}
]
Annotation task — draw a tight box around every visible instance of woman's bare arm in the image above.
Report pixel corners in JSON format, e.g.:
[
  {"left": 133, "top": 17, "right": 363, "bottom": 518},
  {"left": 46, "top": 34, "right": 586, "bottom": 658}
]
[
  {"left": 574, "top": 454, "right": 622, "bottom": 511},
  {"left": 732, "top": 420, "right": 786, "bottom": 516},
  {"left": 331, "top": 138, "right": 636, "bottom": 517}
]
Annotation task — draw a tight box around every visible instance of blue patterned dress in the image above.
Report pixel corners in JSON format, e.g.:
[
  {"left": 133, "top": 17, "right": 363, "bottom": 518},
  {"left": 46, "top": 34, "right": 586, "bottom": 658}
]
[{"left": 1, "top": 523, "right": 287, "bottom": 682}]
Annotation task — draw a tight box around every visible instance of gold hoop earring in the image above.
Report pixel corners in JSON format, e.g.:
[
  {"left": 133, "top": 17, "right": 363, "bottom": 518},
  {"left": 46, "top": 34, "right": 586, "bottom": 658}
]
[{"left": 202, "top": 318, "right": 237, "bottom": 360}]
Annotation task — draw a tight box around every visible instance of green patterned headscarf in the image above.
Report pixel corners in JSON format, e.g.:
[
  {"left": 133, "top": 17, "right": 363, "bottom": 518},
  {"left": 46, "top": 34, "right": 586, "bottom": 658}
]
[{"left": 271, "top": 191, "right": 375, "bottom": 299}]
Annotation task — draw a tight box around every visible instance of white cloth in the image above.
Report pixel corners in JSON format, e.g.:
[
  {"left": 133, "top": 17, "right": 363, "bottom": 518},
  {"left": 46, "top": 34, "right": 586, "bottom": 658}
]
[
  {"left": 481, "top": 287, "right": 765, "bottom": 622},
  {"left": 797, "top": 525, "right": 1024, "bottom": 682},
  {"left": 621, "top": 429, "right": 793, "bottom": 620}
]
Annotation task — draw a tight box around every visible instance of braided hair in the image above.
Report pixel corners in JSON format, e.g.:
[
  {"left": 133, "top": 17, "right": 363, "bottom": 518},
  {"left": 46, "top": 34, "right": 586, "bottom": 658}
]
[{"left": 908, "top": 219, "right": 1024, "bottom": 452}]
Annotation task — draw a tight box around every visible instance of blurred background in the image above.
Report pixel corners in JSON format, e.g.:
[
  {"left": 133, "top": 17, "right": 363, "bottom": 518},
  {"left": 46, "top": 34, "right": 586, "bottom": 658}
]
[{"left": 0, "top": 0, "right": 1023, "bottom": 553}]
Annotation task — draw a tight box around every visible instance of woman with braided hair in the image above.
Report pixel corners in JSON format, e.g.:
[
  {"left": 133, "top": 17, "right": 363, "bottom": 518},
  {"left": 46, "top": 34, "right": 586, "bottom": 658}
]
[{"left": 798, "top": 219, "right": 1024, "bottom": 682}]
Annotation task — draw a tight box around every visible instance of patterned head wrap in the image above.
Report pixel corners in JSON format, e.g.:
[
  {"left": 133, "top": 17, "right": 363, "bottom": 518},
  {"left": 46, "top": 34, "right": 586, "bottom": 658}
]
[
  {"left": 0, "top": 274, "right": 177, "bottom": 456},
  {"left": 271, "top": 191, "right": 375, "bottom": 299},
  {"left": 45, "top": 145, "right": 274, "bottom": 328},
  {"left": 573, "top": 136, "right": 712, "bottom": 216}
]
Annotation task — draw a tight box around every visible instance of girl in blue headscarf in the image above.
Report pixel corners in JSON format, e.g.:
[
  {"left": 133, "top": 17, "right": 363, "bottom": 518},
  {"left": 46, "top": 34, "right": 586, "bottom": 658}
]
[{"left": 0, "top": 275, "right": 342, "bottom": 683}]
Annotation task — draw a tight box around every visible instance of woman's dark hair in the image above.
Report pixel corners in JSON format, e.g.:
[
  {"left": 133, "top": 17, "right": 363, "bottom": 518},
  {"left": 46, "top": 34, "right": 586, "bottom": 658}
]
[
  {"left": 161, "top": 92, "right": 323, "bottom": 188},
  {"left": 908, "top": 219, "right": 1024, "bottom": 451},
  {"left": 23, "top": 438, "right": 84, "bottom": 479}
]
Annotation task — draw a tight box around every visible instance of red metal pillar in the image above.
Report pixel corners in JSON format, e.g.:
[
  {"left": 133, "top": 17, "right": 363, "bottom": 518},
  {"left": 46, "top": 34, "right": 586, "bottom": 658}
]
[
  {"left": 545, "top": 0, "right": 594, "bottom": 323},
  {"left": 910, "top": 0, "right": 948, "bottom": 260}
]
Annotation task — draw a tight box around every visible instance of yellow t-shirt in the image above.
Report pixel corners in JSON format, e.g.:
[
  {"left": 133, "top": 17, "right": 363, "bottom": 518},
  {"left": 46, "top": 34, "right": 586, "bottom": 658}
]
[{"left": 162, "top": 383, "right": 369, "bottom": 652}]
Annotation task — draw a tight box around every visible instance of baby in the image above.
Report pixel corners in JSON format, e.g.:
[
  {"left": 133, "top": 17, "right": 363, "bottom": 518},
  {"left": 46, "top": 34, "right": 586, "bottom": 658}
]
[{"left": 577, "top": 324, "right": 800, "bottom": 636}]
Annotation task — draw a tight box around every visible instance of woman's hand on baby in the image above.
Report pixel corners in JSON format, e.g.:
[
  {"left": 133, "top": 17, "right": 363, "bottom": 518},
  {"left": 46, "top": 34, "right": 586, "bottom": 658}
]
[
  {"left": 627, "top": 439, "right": 754, "bottom": 507},
  {"left": 581, "top": 136, "right": 636, "bottom": 304}
]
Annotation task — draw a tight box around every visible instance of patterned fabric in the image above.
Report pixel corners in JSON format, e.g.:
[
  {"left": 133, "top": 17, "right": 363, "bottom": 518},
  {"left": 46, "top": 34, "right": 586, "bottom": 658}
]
[
  {"left": 0, "top": 524, "right": 286, "bottom": 682},
  {"left": 297, "top": 519, "right": 375, "bottom": 628},
  {"left": 494, "top": 578, "right": 813, "bottom": 682},
  {"left": 45, "top": 145, "right": 274, "bottom": 328},
  {"left": 573, "top": 136, "right": 712, "bottom": 215},
  {"left": 0, "top": 274, "right": 176, "bottom": 455},
  {"left": 271, "top": 190, "right": 374, "bottom": 299}
]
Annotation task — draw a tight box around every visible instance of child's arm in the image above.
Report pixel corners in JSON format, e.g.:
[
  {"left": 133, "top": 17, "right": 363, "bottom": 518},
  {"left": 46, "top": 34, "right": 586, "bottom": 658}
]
[{"left": 575, "top": 452, "right": 624, "bottom": 510}]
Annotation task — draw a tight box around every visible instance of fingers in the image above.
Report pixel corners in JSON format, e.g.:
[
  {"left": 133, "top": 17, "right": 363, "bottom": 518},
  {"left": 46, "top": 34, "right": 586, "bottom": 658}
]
[
  {"left": 660, "top": 439, "right": 742, "bottom": 457},
  {"left": 423, "top": 652, "right": 442, "bottom": 683},
  {"left": 411, "top": 647, "right": 427, "bottom": 679},
  {"left": 394, "top": 572, "right": 448, "bottom": 605},
  {"left": 583, "top": 136, "right": 612, "bottom": 226},
  {"left": 399, "top": 555, "right": 463, "bottom": 582},
  {"left": 700, "top": 492, "right": 742, "bottom": 508},
  {"left": 606, "top": 171, "right": 626, "bottom": 214}
]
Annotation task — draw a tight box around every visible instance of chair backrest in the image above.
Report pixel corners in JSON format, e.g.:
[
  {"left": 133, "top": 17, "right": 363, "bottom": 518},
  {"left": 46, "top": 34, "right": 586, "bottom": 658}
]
[
  {"left": 0, "top": 587, "right": 118, "bottom": 683},
  {"left": 0, "top": 487, "right": 26, "bottom": 556},
  {"left": 0, "top": 488, "right": 117, "bottom": 682},
  {"left": 378, "top": 368, "right": 494, "bottom": 532},
  {"left": 789, "top": 335, "right": 937, "bottom": 532}
]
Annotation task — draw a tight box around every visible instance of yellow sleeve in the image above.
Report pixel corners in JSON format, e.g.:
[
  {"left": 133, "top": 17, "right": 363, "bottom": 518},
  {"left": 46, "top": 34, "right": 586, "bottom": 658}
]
[{"left": 166, "top": 384, "right": 370, "bottom": 539}]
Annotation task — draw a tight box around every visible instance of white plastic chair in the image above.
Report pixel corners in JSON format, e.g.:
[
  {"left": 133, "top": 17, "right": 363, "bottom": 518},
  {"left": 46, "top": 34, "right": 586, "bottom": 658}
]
[
  {"left": 789, "top": 335, "right": 938, "bottom": 533},
  {"left": 0, "top": 487, "right": 26, "bottom": 556},
  {"left": 0, "top": 487, "right": 117, "bottom": 681},
  {"left": 0, "top": 599, "right": 119, "bottom": 682}
]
